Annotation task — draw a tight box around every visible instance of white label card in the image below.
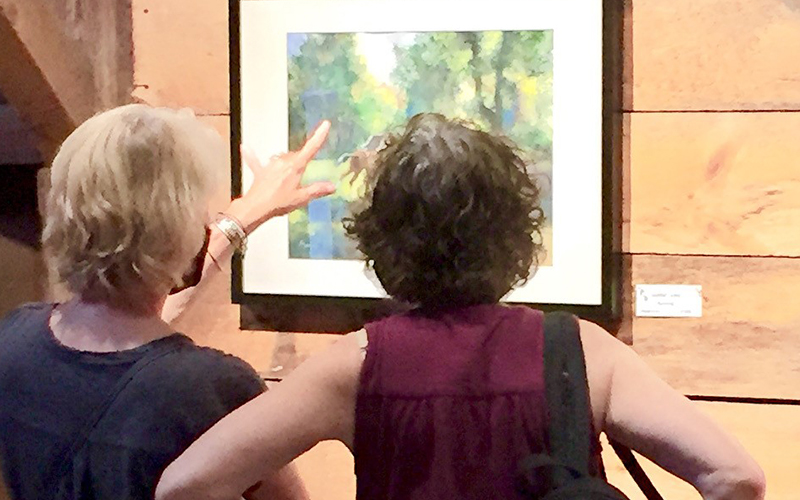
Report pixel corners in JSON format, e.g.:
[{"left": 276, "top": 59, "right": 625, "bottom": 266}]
[{"left": 635, "top": 284, "right": 703, "bottom": 318}]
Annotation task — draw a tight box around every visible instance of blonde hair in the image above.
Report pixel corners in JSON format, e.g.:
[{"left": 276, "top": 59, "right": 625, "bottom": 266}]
[{"left": 43, "top": 104, "right": 224, "bottom": 311}]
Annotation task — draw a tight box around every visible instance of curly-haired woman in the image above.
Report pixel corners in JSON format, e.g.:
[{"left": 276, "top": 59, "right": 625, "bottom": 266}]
[
  {"left": 0, "top": 104, "right": 335, "bottom": 500},
  {"left": 156, "top": 113, "right": 765, "bottom": 500}
]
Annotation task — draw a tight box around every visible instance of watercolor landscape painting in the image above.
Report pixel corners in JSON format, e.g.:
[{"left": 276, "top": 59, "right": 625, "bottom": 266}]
[{"left": 286, "top": 30, "right": 554, "bottom": 264}]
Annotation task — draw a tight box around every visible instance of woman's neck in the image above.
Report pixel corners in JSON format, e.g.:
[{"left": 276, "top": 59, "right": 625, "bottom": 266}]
[{"left": 50, "top": 299, "right": 175, "bottom": 353}]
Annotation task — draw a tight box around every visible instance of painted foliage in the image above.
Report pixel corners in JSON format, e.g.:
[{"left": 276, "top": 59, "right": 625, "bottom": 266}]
[{"left": 287, "top": 30, "right": 554, "bottom": 262}]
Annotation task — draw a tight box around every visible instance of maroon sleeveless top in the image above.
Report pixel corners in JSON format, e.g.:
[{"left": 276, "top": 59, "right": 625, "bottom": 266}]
[{"left": 355, "top": 304, "right": 552, "bottom": 499}]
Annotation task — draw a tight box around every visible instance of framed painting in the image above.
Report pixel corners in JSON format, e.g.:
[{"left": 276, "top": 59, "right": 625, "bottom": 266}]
[{"left": 230, "top": 0, "right": 624, "bottom": 332}]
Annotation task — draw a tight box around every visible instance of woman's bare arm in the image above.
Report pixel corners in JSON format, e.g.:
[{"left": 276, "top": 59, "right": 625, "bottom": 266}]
[
  {"left": 580, "top": 320, "right": 766, "bottom": 500},
  {"left": 155, "top": 332, "right": 364, "bottom": 500},
  {"left": 161, "top": 122, "right": 335, "bottom": 324}
]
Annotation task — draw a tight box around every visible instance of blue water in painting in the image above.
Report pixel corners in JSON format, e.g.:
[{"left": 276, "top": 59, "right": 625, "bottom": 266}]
[{"left": 308, "top": 197, "right": 334, "bottom": 259}]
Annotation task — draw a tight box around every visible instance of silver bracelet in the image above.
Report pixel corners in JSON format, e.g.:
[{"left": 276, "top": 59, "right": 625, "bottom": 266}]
[{"left": 214, "top": 213, "right": 247, "bottom": 253}]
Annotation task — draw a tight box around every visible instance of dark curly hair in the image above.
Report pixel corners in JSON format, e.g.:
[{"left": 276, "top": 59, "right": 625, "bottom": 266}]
[{"left": 345, "top": 113, "right": 545, "bottom": 311}]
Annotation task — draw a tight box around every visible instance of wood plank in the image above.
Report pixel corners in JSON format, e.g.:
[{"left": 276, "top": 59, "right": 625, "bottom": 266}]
[
  {"left": 196, "top": 115, "right": 233, "bottom": 208},
  {"left": 294, "top": 440, "right": 355, "bottom": 500},
  {"left": 168, "top": 256, "right": 274, "bottom": 372},
  {"left": 604, "top": 402, "right": 797, "bottom": 500},
  {"left": 47, "top": 0, "right": 134, "bottom": 110},
  {"left": 130, "top": 0, "right": 800, "bottom": 112},
  {"left": 186, "top": 254, "right": 800, "bottom": 400},
  {"left": 131, "top": 0, "right": 229, "bottom": 113},
  {"left": 630, "top": 0, "right": 800, "bottom": 111},
  {"left": 0, "top": 235, "right": 45, "bottom": 318},
  {"left": 626, "top": 112, "right": 800, "bottom": 257},
  {"left": 0, "top": 0, "right": 132, "bottom": 161},
  {"left": 238, "top": 255, "right": 800, "bottom": 402},
  {"left": 621, "top": 254, "right": 800, "bottom": 400}
]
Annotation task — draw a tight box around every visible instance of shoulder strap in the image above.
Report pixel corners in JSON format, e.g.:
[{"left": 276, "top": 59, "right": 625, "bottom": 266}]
[
  {"left": 542, "top": 311, "right": 593, "bottom": 479},
  {"left": 609, "top": 440, "right": 664, "bottom": 500},
  {"left": 542, "top": 311, "right": 664, "bottom": 500},
  {"left": 47, "top": 341, "right": 182, "bottom": 496}
]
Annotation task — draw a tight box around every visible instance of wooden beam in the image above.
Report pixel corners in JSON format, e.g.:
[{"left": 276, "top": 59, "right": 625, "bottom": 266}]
[
  {"left": 0, "top": 0, "right": 98, "bottom": 160},
  {"left": 626, "top": 112, "right": 800, "bottom": 257},
  {"left": 630, "top": 0, "right": 800, "bottom": 111},
  {"left": 48, "top": 0, "right": 135, "bottom": 110}
]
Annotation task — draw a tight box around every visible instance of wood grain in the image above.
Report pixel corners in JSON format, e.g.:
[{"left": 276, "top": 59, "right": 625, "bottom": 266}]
[
  {"left": 168, "top": 255, "right": 277, "bottom": 372},
  {"left": 630, "top": 0, "right": 800, "bottom": 111},
  {"left": 0, "top": 0, "right": 97, "bottom": 159},
  {"left": 196, "top": 115, "right": 234, "bottom": 209},
  {"left": 626, "top": 112, "right": 800, "bottom": 257},
  {"left": 48, "top": 0, "right": 134, "bottom": 110},
  {"left": 130, "top": 0, "right": 800, "bottom": 112},
  {"left": 131, "top": 0, "right": 229, "bottom": 113},
  {"left": 294, "top": 440, "right": 356, "bottom": 500},
  {"left": 0, "top": 236, "right": 45, "bottom": 319},
  {"left": 621, "top": 254, "right": 800, "bottom": 400}
]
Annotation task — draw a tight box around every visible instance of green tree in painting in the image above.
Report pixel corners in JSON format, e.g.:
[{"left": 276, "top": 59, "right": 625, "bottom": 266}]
[
  {"left": 288, "top": 33, "right": 403, "bottom": 259},
  {"left": 288, "top": 33, "right": 404, "bottom": 158},
  {"left": 392, "top": 31, "right": 553, "bottom": 166},
  {"left": 391, "top": 32, "right": 471, "bottom": 119},
  {"left": 288, "top": 33, "right": 365, "bottom": 157},
  {"left": 287, "top": 30, "right": 554, "bottom": 262}
]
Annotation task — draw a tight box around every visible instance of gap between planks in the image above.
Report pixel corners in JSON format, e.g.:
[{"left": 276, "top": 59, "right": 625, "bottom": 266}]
[
  {"left": 625, "top": 252, "right": 800, "bottom": 260},
  {"left": 623, "top": 109, "right": 800, "bottom": 114}
]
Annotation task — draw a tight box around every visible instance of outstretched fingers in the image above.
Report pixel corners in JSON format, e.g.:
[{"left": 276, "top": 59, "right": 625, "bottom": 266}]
[
  {"left": 297, "top": 121, "right": 331, "bottom": 164},
  {"left": 303, "top": 181, "right": 336, "bottom": 201}
]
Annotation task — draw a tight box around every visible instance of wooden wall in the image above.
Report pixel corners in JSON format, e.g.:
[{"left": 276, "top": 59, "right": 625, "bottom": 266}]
[
  {"left": 131, "top": 1, "right": 799, "bottom": 498},
  {"left": 0, "top": 0, "right": 133, "bottom": 160}
]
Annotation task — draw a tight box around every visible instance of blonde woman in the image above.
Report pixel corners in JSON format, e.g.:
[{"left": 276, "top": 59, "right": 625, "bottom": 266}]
[{"left": 0, "top": 104, "right": 332, "bottom": 500}]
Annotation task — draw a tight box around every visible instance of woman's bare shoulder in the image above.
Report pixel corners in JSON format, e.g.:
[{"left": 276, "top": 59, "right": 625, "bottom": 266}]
[{"left": 576, "top": 319, "right": 625, "bottom": 432}]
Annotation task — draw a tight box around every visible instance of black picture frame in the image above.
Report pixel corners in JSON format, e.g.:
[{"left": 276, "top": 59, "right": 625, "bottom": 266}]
[{"left": 229, "top": 0, "right": 624, "bottom": 333}]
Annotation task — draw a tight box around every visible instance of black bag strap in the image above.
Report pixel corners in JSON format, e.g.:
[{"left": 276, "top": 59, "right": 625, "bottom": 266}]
[
  {"left": 542, "top": 312, "right": 594, "bottom": 481},
  {"left": 47, "top": 340, "right": 181, "bottom": 496},
  {"left": 609, "top": 440, "right": 664, "bottom": 500},
  {"left": 542, "top": 311, "right": 664, "bottom": 500}
]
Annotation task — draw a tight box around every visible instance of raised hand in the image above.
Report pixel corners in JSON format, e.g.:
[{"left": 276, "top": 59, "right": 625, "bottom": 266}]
[{"left": 228, "top": 121, "right": 336, "bottom": 233}]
